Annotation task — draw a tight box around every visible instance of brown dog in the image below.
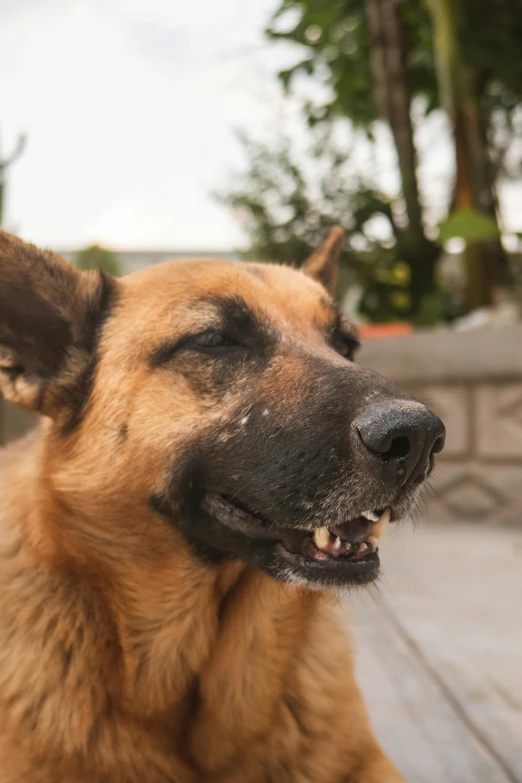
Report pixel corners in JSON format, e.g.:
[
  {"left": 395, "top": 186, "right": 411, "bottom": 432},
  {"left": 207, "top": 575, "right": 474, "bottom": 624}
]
[{"left": 0, "top": 228, "right": 444, "bottom": 782}]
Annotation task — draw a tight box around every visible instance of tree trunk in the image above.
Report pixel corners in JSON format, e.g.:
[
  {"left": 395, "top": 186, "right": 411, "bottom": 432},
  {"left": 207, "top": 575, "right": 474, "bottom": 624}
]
[
  {"left": 365, "top": 0, "right": 439, "bottom": 316},
  {"left": 430, "top": 0, "right": 507, "bottom": 312}
]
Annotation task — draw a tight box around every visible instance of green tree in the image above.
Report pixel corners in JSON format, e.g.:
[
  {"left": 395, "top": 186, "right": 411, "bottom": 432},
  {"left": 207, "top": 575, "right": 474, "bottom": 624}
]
[
  {"left": 223, "top": 0, "right": 522, "bottom": 320},
  {"left": 429, "top": 0, "right": 517, "bottom": 310},
  {"left": 221, "top": 133, "right": 441, "bottom": 323},
  {"left": 268, "top": 0, "right": 439, "bottom": 317}
]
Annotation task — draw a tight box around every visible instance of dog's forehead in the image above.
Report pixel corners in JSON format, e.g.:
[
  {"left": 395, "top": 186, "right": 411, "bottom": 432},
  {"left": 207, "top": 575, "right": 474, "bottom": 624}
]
[{"left": 119, "top": 257, "right": 335, "bottom": 335}]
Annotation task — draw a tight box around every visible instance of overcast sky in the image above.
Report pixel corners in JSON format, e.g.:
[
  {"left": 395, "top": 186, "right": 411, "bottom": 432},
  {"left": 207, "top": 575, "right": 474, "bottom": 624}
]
[
  {"left": 1, "top": 0, "right": 305, "bottom": 250},
  {"left": 2, "top": 0, "right": 520, "bottom": 252}
]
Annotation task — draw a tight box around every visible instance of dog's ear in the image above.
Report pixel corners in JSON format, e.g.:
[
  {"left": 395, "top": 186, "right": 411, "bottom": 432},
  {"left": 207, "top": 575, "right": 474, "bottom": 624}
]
[
  {"left": 301, "top": 226, "right": 345, "bottom": 296},
  {"left": 0, "top": 231, "right": 116, "bottom": 416}
]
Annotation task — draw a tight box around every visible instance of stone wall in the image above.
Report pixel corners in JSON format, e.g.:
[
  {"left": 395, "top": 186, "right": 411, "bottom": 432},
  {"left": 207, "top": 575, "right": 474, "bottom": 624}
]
[
  {"left": 1, "top": 324, "right": 521, "bottom": 524},
  {"left": 361, "top": 324, "right": 522, "bottom": 525}
]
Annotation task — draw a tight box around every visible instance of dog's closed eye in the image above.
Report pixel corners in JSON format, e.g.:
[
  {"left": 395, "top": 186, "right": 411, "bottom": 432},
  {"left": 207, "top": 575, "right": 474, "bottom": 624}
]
[
  {"left": 150, "top": 329, "right": 249, "bottom": 367},
  {"left": 192, "top": 330, "right": 246, "bottom": 352}
]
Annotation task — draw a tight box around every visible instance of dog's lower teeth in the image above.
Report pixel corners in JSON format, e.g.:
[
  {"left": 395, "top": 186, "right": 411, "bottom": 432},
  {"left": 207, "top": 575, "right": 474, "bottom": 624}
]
[
  {"left": 313, "top": 527, "right": 330, "bottom": 549},
  {"left": 311, "top": 516, "right": 386, "bottom": 559}
]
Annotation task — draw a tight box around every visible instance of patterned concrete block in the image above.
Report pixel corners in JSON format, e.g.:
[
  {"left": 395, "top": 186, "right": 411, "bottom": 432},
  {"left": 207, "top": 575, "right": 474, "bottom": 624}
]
[
  {"left": 426, "top": 462, "right": 522, "bottom": 526},
  {"left": 475, "top": 383, "right": 522, "bottom": 459}
]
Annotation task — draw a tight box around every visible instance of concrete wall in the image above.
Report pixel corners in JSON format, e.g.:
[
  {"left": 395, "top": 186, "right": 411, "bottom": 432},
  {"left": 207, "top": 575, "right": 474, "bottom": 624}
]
[
  {"left": 2, "top": 324, "right": 521, "bottom": 524},
  {"left": 361, "top": 324, "right": 522, "bottom": 525}
]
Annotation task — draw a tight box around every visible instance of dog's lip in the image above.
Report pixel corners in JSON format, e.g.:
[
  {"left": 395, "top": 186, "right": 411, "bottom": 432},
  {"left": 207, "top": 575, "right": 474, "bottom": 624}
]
[
  {"left": 276, "top": 544, "right": 380, "bottom": 581},
  {"left": 200, "top": 492, "right": 277, "bottom": 540},
  {"left": 200, "top": 492, "right": 391, "bottom": 574}
]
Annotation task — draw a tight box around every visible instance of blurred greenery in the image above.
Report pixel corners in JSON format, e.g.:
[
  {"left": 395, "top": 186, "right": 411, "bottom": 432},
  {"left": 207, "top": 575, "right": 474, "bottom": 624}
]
[
  {"left": 74, "top": 245, "right": 121, "bottom": 277},
  {"left": 221, "top": 0, "right": 522, "bottom": 324},
  {"left": 268, "top": 0, "right": 437, "bottom": 128},
  {"left": 437, "top": 209, "right": 500, "bottom": 246},
  {"left": 221, "top": 133, "right": 452, "bottom": 324}
]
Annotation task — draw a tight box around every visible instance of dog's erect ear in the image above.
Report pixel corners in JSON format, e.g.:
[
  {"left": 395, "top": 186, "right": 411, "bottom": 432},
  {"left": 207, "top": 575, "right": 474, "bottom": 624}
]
[
  {"left": 301, "top": 226, "right": 345, "bottom": 296},
  {"left": 0, "top": 231, "right": 116, "bottom": 417}
]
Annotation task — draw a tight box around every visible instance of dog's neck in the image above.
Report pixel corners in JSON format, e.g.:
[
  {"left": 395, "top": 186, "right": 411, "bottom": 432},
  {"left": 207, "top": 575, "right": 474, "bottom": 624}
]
[{"left": 2, "top": 432, "right": 320, "bottom": 764}]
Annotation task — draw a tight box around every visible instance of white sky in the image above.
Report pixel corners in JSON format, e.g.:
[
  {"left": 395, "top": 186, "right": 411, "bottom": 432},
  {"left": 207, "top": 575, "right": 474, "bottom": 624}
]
[
  {"left": 1, "top": 0, "right": 302, "bottom": 250},
  {"left": 1, "top": 0, "right": 520, "bottom": 252}
]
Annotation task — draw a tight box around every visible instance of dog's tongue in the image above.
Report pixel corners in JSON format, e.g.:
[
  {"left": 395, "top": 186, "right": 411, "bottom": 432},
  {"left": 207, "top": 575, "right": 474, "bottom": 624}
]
[{"left": 329, "top": 516, "right": 373, "bottom": 544}]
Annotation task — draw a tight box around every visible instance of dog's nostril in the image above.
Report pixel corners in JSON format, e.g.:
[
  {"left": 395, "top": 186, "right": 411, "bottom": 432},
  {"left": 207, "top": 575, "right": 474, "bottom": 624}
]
[
  {"left": 380, "top": 435, "right": 410, "bottom": 462},
  {"left": 431, "top": 435, "right": 445, "bottom": 456},
  {"left": 356, "top": 401, "right": 445, "bottom": 486}
]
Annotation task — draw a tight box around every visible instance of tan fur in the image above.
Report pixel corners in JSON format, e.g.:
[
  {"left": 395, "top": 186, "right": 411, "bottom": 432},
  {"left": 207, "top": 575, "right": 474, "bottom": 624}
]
[{"left": 0, "top": 232, "right": 405, "bottom": 782}]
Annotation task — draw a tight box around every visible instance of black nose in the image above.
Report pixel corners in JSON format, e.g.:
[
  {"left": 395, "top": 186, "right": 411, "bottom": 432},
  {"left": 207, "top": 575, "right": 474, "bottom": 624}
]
[{"left": 355, "top": 401, "right": 445, "bottom": 485}]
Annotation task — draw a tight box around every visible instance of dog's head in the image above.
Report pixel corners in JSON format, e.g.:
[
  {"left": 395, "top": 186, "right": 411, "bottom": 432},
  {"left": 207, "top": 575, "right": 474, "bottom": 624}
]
[{"left": 0, "top": 229, "right": 444, "bottom": 588}]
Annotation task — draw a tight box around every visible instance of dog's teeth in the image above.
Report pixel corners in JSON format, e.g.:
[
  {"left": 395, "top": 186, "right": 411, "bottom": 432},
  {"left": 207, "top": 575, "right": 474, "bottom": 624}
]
[
  {"left": 358, "top": 542, "right": 369, "bottom": 556},
  {"left": 367, "top": 536, "right": 379, "bottom": 550},
  {"left": 332, "top": 536, "right": 342, "bottom": 552},
  {"left": 363, "top": 510, "right": 379, "bottom": 522},
  {"left": 313, "top": 527, "right": 330, "bottom": 549},
  {"left": 371, "top": 508, "right": 391, "bottom": 539}
]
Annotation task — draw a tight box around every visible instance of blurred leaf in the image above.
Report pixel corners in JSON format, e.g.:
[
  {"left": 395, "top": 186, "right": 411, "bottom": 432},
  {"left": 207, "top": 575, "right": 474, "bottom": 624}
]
[
  {"left": 437, "top": 209, "right": 500, "bottom": 245},
  {"left": 391, "top": 291, "right": 411, "bottom": 311},
  {"left": 414, "top": 289, "right": 451, "bottom": 327},
  {"left": 391, "top": 261, "right": 411, "bottom": 286}
]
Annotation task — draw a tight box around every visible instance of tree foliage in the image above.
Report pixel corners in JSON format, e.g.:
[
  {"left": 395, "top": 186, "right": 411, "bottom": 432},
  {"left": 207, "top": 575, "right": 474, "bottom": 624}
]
[
  {"left": 222, "top": 0, "right": 522, "bottom": 323},
  {"left": 268, "top": 0, "right": 522, "bottom": 175},
  {"left": 268, "top": 0, "right": 437, "bottom": 127},
  {"left": 222, "top": 133, "right": 451, "bottom": 324}
]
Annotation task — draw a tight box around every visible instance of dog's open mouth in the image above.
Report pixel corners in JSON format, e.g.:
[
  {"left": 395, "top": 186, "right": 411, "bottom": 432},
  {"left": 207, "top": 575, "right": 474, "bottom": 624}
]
[
  {"left": 288, "top": 508, "right": 390, "bottom": 561},
  {"left": 200, "top": 492, "right": 392, "bottom": 585}
]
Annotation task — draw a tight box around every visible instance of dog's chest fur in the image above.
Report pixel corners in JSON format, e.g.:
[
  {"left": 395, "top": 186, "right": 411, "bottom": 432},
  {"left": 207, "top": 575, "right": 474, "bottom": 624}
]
[{"left": 0, "top": 438, "right": 376, "bottom": 783}]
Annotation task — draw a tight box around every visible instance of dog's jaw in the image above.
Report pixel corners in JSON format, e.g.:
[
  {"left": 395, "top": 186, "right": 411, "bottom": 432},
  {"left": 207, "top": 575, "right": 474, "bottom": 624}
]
[{"left": 192, "top": 493, "right": 393, "bottom": 588}]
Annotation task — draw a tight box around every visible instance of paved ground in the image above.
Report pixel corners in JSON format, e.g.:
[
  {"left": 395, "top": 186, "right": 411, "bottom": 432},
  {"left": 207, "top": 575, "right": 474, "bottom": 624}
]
[{"left": 350, "top": 521, "right": 522, "bottom": 783}]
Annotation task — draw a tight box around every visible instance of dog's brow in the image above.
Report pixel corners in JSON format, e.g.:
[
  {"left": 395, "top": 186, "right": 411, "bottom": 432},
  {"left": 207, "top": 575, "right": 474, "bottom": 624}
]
[
  {"left": 319, "top": 298, "right": 341, "bottom": 332},
  {"left": 206, "top": 294, "right": 257, "bottom": 329},
  {"left": 203, "top": 294, "right": 274, "bottom": 341},
  {"left": 149, "top": 294, "right": 272, "bottom": 367},
  {"left": 320, "top": 301, "right": 360, "bottom": 353}
]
